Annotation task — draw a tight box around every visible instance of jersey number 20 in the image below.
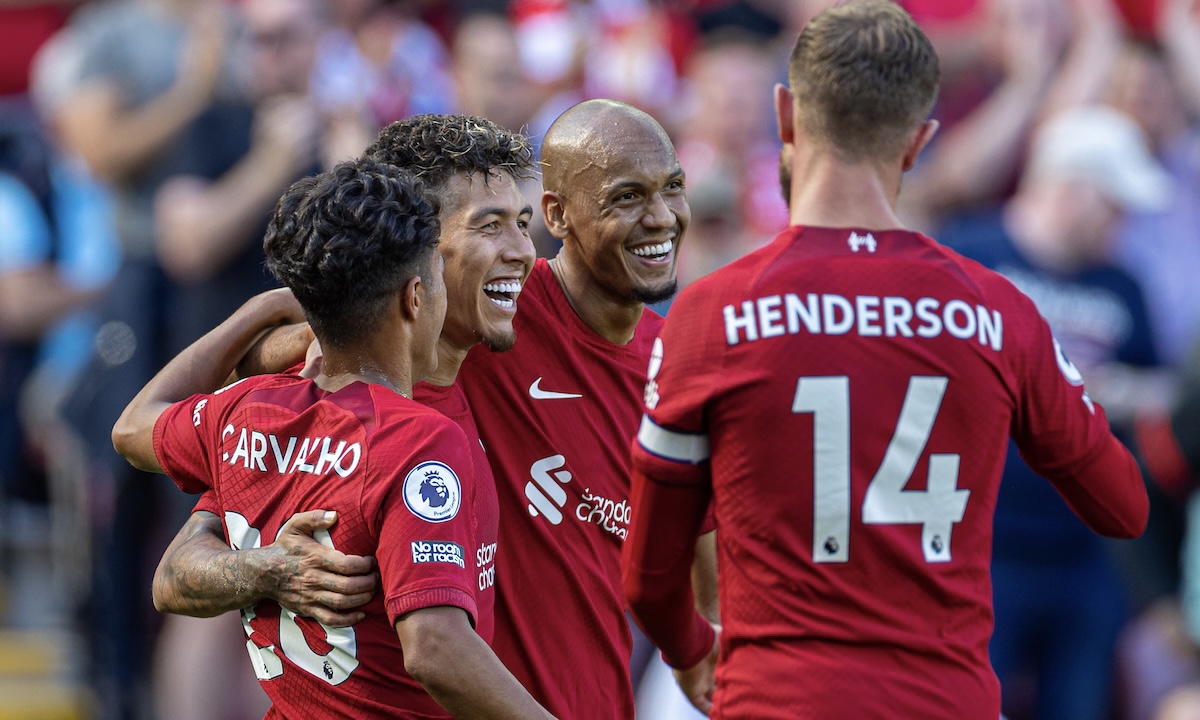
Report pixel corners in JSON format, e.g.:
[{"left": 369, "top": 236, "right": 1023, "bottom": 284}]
[
  {"left": 793, "top": 375, "right": 969, "bottom": 564},
  {"left": 226, "top": 512, "right": 361, "bottom": 685}
]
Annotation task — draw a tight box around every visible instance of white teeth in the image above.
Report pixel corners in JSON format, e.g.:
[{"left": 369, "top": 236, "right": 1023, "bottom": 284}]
[
  {"left": 489, "top": 297, "right": 515, "bottom": 309},
  {"left": 631, "top": 242, "right": 673, "bottom": 258},
  {"left": 483, "top": 281, "right": 522, "bottom": 294}
]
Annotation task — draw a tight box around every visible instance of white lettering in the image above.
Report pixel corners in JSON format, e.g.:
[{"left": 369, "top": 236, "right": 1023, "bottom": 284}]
[
  {"left": 915, "top": 298, "right": 942, "bottom": 338},
  {"left": 757, "top": 295, "right": 785, "bottom": 338},
  {"left": 230, "top": 428, "right": 250, "bottom": 468},
  {"left": 883, "top": 297, "right": 914, "bottom": 337},
  {"left": 823, "top": 294, "right": 854, "bottom": 335},
  {"left": 944, "top": 299, "right": 977, "bottom": 340},
  {"left": 723, "top": 301, "right": 758, "bottom": 345},
  {"left": 785, "top": 293, "right": 821, "bottom": 334},
  {"left": 249, "top": 431, "right": 268, "bottom": 472},
  {"left": 314, "top": 438, "right": 345, "bottom": 475},
  {"left": 270, "top": 435, "right": 297, "bottom": 473},
  {"left": 977, "top": 306, "right": 1003, "bottom": 351},
  {"left": 856, "top": 296, "right": 882, "bottom": 337},
  {"left": 290, "top": 438, "right": 315, "bottom": 474},
  {"left": 333, "top": 444, "right": 361, "bottom": 477}
]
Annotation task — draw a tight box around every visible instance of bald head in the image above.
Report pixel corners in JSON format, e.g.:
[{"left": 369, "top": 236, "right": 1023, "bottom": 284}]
[{"left": 541, "top": 99, "right": 673, "bottom": 196}]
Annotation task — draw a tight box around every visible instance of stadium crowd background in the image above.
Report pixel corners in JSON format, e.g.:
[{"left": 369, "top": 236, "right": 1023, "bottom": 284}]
[{"left": 0, "top": 0, "right": 1198, "bottom": 718}]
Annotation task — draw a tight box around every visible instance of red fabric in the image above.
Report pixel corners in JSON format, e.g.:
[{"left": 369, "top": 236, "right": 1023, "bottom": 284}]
[
  {"left": 414, "top": 381, "right": 499, "bottom": 643},
  {"left": 625, "top": 226, "right": 1147, "bottom": 719},
  {"left": 458, "top": 259, "right": 661, "bottom": 720},
  {"left": 155, "top": 374, "right": 488, "bottom": 718},
  {"left": 1116, "top": 0, "right": 1162, "bottom": 37},
  {"left": 0, "top": 6, "right": 67, "bottom": 95}
]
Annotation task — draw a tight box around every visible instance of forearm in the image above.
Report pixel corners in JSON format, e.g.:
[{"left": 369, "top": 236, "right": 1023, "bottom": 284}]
[
  {"left": 691, "top": 531, "right": 719, "bottom": 625},
  {"left": 0, "top": 268, "right": 98, "bottom": 341},
  {"left": 112, "top": 289, "right": 303, "bottom": 472},
  {"left": 153, "top": 512, "right": 267, "bottom": 616},
  {"left": 236, "top": 322, "right": 314, "bottom": 379},
  {"left": 157, "top": 151, "right": 306, "bottom": 283},
  {"left": 623, "top": 467, "right": 715, "bottom": 669},
  {"left": 1161, "top": 20, "right": 1200, "bottom": 119},
  {"left": 1052, "top": 433, "right": 1149, "bottom": 538},
  {"left": 399, "top": 608, "right": 555, "bottom": 719},
  {"left": 62, "top": 82, "right": 211, "bottom": 183}
]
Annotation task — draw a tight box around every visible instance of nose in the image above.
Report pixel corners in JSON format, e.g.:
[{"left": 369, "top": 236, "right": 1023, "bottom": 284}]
[
  {"left": 502, "top": 222, "right": 537, "bottom": 271},
  {"left": 643, "top": 192, "right": 675, "bottom": 229}
]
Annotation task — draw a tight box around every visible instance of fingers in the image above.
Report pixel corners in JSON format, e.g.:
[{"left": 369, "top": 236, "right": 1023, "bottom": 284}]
[
  {"left": 302, "top": 606, "right": 368, "bottom": 629},
  {"left": 320, "top": 550, "right": 376, "bottom": 576},
  {"left": 279, "top": 509, "right": 338, "bottom": 535}
]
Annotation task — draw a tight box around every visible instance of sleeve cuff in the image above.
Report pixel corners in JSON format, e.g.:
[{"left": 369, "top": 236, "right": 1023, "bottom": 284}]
[
  {"left": 661, "top": 611, "right": 716, "bottom": 670},
  {"left": 386, "top": 587, "right": 478, "bottom": 629}
]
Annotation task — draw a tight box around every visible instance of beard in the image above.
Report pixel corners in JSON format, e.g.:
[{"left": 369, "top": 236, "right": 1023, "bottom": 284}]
[
  {"left": 480, "top": 327, "right": 518, "bottom": 353},
  {"left": 633, "top": 279, "right": 678, "bottom": 305}
]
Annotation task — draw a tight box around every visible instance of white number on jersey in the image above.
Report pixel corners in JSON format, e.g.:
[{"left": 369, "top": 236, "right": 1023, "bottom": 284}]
[
  {"left": 793, "top": 376, "right": 969, "bottom": 564},
  {"left": 226, "top": 512, "right": 361, "bottom": 684}
]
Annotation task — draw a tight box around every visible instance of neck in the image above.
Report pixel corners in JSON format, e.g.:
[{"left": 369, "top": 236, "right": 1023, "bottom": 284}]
[
  {"left": 787, "top": 149, "right": 906, "bottom": 231},
  {"left": 549, "top": 254, "right": 643, "bottom": 346},
  {"left": 316, "top": 349, "right": 414, "bottom": 399},
  {"left": 425, "top": 337, "right": 468, "bottom": 387}
]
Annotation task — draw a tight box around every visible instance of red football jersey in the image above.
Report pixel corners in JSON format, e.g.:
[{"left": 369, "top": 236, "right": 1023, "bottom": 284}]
[
  {"left": 629, "top": 227, "right": 1147, "bottom": 719},
  {"left": 457, "top": 259, "right": 660, "bottom": 719},
  {"left": 414, "top": 380, "right": 499, "bottom": 643},
  {"left": 155, "top": 373, "right": 487, "bottom": 719}
]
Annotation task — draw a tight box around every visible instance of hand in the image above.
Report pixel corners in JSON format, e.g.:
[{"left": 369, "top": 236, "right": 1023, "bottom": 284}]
[
  {"left": 253, "top": 95, "right": 321, "bottom": 174},
  {"left": 176, "top": 4, "right": 226, "bottom": 104},
  {"left": 673, "top": 625, "right": 720, "bottom": 715},
  {"left": 994, "top": 0, "right": 1060, "bottom": 85},
  {"left": 258, "top": 510, "right": 378, "bottom": 627}
]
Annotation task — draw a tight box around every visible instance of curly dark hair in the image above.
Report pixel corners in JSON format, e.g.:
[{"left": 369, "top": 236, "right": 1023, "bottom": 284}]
[
  {"left": 264, "top": 158, "right": 441, "bottom": 349},
  {"left": 364, "top": 114, "right": 536, "bottom": 196}
]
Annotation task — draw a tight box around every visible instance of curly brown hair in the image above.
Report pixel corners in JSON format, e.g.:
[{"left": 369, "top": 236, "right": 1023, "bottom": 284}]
[{"left": 365, "top": 114, "right": 536, "bottom": 196}]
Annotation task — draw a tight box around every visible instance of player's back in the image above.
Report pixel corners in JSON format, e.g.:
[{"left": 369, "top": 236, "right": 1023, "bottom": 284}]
[
  {"left": 156, "top": 373, "right": 483, "bottom": 719},
  {"left": 653, "top": 226, "right": 1140, "bottom": 718}
]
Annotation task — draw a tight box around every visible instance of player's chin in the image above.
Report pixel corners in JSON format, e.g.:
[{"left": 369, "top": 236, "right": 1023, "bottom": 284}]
[
  {"left": 632, "top": 277, "right": 678, "bottom": 305},
  {"left": 480, "top": 323, "right": 518, "bottom": 353}
]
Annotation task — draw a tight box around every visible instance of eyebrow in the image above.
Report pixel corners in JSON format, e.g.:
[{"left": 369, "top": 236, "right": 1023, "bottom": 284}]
[
  {"left": 601, "top": 168, "right": 686, "bottom": 197},
  {"left": 468, "top": 205, "right": 533, "bottom": 224}
]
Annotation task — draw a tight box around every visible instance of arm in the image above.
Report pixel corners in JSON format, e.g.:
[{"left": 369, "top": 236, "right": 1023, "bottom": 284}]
[
  {"left": 236, "top": 322, "right": 314, "bottom": 379},
  {"left": 156, "top": 95, "right": 320, "bottom": 283},
  {"left": 1037, "top": 0, "right": 1123, "bottom": 121},
  {"left": 1158, "top": 0, "right": 1200, "bottom": 119},
  {"left": 153, "top": 509, "right": 377, "bottom": 625},
  {"left": 396, "top": 606, "right": 556, "bottom": 720},
  {"left": 56, "top": 9, "right": 224, "bottom": 183},
  {"left": 0, "top": 265, "right": 99, "bottom": 341},
  {"left": 111, "top": 288, "right": 305, "bottom": 473},
  {"left": 692, "top": 530, "right": 718, "bottom": 625}
]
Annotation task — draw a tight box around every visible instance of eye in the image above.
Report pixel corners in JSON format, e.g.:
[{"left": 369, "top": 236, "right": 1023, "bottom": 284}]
[
  {"left": 616, "top": 191, "right": 637, "bottom": 202},
  {"left": 517, "top": 218, "right": 530, "bottom": 231},
  {"left": 667, "top": 179, "right": 685, "bottom": 191},
  {"left": 483, "top": 220, "right": 500, "bottom": 231}
]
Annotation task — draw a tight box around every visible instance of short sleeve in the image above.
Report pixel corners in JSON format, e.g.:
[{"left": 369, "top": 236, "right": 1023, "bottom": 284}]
[
  {"left": 363, "top": 415, "right": 480, "bottom": 627},
  {"left": 1009, "top": 293, "right": 1118, "bottom": 479},
  {"left": 192, "top": 489, "right": 219, "bottom": 515},
  {"left": 153, "top": 377, "right": 261, "bottom": 495},
  {"left": 633, "top": 282, "right": 724, "bottom": 486}
]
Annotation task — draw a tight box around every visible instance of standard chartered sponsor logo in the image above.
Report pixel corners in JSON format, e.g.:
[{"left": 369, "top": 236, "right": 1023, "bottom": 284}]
[
  {"left": 526, "top": 455, "right": 572, "bottom": 524},
  {"left": 526, "top": 454, "right": 629, "bottom": 539},
  {"left": 576, "top": 489, "right": 630, "bottom": 540},
  {"left": 476, "top": 542, "right": 497, "bottom": 590}
]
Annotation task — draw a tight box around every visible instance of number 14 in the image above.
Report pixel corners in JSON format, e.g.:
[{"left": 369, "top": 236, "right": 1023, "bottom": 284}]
[{"left": 793, "top": 376, "right": 969, "bottom": 564}]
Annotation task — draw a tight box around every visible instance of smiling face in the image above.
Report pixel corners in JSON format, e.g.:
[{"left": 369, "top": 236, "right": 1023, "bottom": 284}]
[
  {"left": 560, "top": 120, "right": 690, "bottom": 305},
  {"left": 436, "top": 169, "right": 535, "bottom": 353}
]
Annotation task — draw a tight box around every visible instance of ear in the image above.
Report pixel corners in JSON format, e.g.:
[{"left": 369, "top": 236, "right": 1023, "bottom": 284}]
[
  {"left": 400, "top": 275, "right": 422, "bottom": 321},
  {"left": 774, "top": 83, "right": 795, "bottom": 145},
  {"left": 901, "top": 119, "right": 939, "bottom": 172},
  {"left": 541, "top": 191, "right": 570, "bottom": 241}
]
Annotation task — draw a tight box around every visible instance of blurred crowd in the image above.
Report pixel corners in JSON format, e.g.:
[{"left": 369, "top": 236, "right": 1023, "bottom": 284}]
[{"left": 0, "top": 0, "right": 1199, "bottom": 718}]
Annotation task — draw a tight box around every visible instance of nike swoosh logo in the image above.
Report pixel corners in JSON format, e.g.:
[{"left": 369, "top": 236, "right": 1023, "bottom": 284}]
[{"left": 529, "top": 377, "right": 582, "bottom": 400}]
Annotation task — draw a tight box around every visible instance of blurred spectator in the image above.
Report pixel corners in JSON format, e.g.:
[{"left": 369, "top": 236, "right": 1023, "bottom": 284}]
[
  {"left": 311, "top": 0, "right": 454, "bottom": 132},
  {"left": 938, "top": 105, "right": 1169, "bottom": 720},
  {"left": 47, "top": 0, "right": 321, "bottom": 715},
  {"left": 672, "top": 31, "right": 786, "bottom": 288},
  {"left": 451, "top": 11, "right": 535, "bottom": 133}
]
